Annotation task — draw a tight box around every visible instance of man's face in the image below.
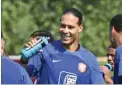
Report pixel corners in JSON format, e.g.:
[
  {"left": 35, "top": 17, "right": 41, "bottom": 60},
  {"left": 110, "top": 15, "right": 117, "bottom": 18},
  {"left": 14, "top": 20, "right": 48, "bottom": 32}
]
[
  {"left": 109, "top": 26, "right": 114, "bottom": 44},
  {"left": 109, "top": 26, "right": 117, "bottom": 48},
  {"left": 107, "top": 47, "right": 115, "bottom": 69},
  {"left": 59, "top": 13, "right": 82, "bottom": 45},
  {"left": 1, "top": 38, "right": 5, "bottom": 56}
]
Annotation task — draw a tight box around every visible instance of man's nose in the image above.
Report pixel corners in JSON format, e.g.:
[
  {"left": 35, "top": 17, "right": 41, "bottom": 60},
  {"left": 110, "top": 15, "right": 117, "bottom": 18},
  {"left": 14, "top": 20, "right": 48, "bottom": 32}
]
[
  {"left": 108, "top": 55, "right": 112, "bottom": 61},
  {"left": 63, "top": 27, "right": 69, "bottom": 33}
]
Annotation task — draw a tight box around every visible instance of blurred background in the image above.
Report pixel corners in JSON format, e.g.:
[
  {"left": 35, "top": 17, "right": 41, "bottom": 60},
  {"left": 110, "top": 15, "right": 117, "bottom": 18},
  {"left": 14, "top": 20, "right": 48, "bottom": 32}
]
[{"left": 2, "top": 0, "right": 122, "bottom": 57}]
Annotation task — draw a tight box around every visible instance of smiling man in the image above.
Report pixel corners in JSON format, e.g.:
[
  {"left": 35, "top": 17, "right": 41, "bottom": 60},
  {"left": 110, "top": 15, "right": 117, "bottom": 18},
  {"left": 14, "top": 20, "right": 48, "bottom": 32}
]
[
  {"left": 25, "top": 8, "right": 104, "bottom": 84},
  {"left": 100, "top": 45, "right": 115, "bottom": 84}
]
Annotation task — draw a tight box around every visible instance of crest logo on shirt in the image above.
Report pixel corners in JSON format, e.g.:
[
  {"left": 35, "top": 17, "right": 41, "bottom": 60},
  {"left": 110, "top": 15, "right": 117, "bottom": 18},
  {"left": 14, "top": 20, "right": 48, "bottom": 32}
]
[
  {"left": 78, "top": 63, "right": 86, "bottom": 73},
  {"left": 58, "top": 71, "right": 77, "bottom": 85}
]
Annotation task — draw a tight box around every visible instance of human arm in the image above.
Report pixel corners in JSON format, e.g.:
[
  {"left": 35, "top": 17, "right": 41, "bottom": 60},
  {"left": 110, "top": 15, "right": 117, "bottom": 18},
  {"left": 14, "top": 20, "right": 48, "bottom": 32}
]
[
  {"left": 19, "top": 64, "right": 32, "bottom": 84},
  {"left": 82, "top": 52, "right": 105, "bottom": 84},
  {"left": 26, "top": 53, "right": 42, "bottom": 77},
  {"left": 91, "top": 65, "right": 105, "bottom": 84},
  {"left": 89, "top": 55, "right": 105, "bottom": 84},
  {"left": 20, "top": 37, "right": 42, "bottom": 76}
]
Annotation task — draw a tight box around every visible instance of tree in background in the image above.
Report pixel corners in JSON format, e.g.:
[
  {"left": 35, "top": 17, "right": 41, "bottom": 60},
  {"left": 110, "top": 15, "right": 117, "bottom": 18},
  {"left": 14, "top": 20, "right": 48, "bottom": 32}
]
[{"left": 2, "top": 0, "right": 122, "bottom": 56}]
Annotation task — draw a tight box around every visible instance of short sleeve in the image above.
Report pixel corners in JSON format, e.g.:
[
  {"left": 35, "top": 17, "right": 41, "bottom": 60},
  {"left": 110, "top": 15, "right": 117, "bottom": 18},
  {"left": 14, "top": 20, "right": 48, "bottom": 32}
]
[{"left": 27, "top": 53, "right": 42, "bottom": 77}]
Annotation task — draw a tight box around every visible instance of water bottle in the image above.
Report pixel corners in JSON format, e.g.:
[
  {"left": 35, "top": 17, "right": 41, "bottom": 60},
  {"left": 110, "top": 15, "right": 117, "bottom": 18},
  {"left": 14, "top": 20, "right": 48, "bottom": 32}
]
[
  {"left": 21, "top": 37, "right": 49, "bottom": 59},
  {"left": 104, "top": 63, "right": 113, "bottom": 71},
  {"left": 101, "top": 63, "right": 113, "bottom": 77}
]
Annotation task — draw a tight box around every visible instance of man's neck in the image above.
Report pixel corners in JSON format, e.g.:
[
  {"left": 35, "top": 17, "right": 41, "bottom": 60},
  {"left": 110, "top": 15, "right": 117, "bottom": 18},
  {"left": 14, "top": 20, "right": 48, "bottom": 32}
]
[
  {"left": 116, "top": 34, "right": 122, "bottom": 47},
  {"left": 62, "top": 42, "right": 79, "bottom": 52}
]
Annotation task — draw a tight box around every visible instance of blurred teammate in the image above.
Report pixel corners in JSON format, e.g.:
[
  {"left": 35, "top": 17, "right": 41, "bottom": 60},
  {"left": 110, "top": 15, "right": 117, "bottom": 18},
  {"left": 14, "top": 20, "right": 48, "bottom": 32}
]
[
  {"left": 107, "top": 46, "right": 115, "bottom": 70},
  {"left": 1, "top": 57, "right": 32, "bottom": 84},
  {"left": 20, "top": 30, "right": 55, "bottom": 83},
  {"left": 1, "top": 32, "right": 32, "bottom": 84},
  {"left": 109, "top": 14, "right": 122, "bottom": 84},
  {"left": 25, "top": 8, "right": 104, "bottom": 84},
  {"left": 100, "top": 45, "right": 115, "bottom": 84}
]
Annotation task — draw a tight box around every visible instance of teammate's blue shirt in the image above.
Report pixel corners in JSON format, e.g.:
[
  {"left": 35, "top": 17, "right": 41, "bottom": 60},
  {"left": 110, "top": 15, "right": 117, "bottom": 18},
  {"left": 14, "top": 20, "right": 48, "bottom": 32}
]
[
  {"left": 27, "top": 40, "right": 104, "bottom": 84},
  {"left": 1, "top": 56, "right": 32, "bottom": 84},
  {"left": 114, "top": 45, "right": 122, "bottom": 84}
]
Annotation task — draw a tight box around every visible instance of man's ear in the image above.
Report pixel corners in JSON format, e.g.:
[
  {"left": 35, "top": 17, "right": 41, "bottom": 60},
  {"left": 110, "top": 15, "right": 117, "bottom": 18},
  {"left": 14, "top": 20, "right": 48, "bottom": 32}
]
[
  {"left": 111, "top": 26, "right": 116, "bottom": 36},
  {"left": 78, "top": 24, "right": 83, "bottom": 32}
]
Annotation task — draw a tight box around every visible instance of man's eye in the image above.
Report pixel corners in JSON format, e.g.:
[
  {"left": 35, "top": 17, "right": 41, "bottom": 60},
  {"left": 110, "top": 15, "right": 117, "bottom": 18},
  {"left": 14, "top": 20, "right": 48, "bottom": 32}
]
[
  {"left": 60, "top": 24, "right": 66, "bottom": 28},
  {"left": 70, "top": 26, "right": 74, "bottom": 28},
  {"left": 68, "top": 26, "right": 75, "bottom": 29}
]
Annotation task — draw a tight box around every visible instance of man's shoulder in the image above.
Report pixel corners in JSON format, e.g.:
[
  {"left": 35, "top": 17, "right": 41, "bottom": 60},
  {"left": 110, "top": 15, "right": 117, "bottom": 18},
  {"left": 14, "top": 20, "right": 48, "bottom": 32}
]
[
  {"left": 43, "top": 40, "right": 61, "bottom": 51},
  {"left": 2, "top": 57, "right": 32, "bottom": 84},
  {"left": 47, "top": 40, "right": 61, "bottom": 47},
  {"left": 2, "top": 57, "right": 29, "bottom": 77},
  {"left": 116, "top": 45, "right": 122, "bottom": 53},
  {"left": 2, "top": 57, "right": 17, "bottom": 65},
  {"left": 2, "top": 57, "right": 22, "bottom": 82},
  {"left": 79, "top": 46, "right": 96, "bottom": 58},
  {"left": 78, "top": 46, "right": 99, "bottom": 69},
  {"left": 2, "top": 57, "right": 24, "bottom": 71},
  {"left": 116, "top": 45, "right": 122, "bottom": 59}
]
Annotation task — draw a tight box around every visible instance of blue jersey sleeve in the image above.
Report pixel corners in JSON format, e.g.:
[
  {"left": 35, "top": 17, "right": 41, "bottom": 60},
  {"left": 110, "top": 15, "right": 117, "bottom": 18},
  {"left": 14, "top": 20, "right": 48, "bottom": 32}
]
[
  {"left": 19, "top": 65, "right": 32, "bottom": 84},
  {"left": 85, "top": 52, "right": 105, "bottom": 84},
  {"left": 27, "top": 53, "right": 42, "bottom": 77},
  {"left": 74, "top": 47, "right": 105, "bottom": 84},
  {"left": 116, "top": 46, "right": 122, "bottom": 76},
  {"left": 90, "top": 58, "right": 105, "bottom": 84},
  {"left": 2, "top": 56, "right": 32, "bottom": 84}
]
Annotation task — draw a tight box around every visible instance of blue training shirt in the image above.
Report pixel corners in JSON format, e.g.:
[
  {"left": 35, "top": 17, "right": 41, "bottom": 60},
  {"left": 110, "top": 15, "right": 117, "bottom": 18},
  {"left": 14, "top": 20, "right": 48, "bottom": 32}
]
[
  {"left": 27, "top": 40, "right": 104, "bottom": 84},
  {"left": 38, "top": 53, "right": 92, "bottom": 84},
  {"left": 1, "top": 57, "right": 32, "bottom": 84},
  {"left": 114, "top": 45, "right": 122, "bottom": 84}
]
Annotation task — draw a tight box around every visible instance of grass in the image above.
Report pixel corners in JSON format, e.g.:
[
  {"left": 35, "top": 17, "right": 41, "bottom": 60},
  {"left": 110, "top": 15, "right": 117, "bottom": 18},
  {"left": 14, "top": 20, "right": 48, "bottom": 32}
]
[{"left": 99, "top": 61, "right": 106, "bottom": 66}]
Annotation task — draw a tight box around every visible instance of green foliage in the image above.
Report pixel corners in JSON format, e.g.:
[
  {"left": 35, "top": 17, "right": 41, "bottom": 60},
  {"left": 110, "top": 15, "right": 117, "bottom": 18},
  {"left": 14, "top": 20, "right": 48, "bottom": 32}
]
[{"left": 2, "top": 0, "right": 122, "bottom": 55}]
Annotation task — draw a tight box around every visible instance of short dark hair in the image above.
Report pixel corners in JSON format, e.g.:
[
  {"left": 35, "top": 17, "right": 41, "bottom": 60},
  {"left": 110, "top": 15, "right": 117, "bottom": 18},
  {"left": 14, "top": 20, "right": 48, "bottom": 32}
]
[
  {"left": 110, "top": 14, "right": 122, "bottom": 32},
  {"left": 62, "top": 8, "right": 82, "bottom": 25},
  {"left": 30, "top": 30, "right": 55, "bottom": 43},
  {"left": 108, "top": 44, "right": 116, "bottom": 49}
]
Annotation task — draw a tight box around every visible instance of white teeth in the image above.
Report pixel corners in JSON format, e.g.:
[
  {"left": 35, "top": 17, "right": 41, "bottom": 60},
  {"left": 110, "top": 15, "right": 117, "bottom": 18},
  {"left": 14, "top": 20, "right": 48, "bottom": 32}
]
[
  {"left": 63, "top": 35, "right": 70, "bottom": 37},
  {"left": 63, "top": 36, "right": 70, "bottom": 38},
  {"left": 64, "top": 36, "right": 68, "bottom": 38}
]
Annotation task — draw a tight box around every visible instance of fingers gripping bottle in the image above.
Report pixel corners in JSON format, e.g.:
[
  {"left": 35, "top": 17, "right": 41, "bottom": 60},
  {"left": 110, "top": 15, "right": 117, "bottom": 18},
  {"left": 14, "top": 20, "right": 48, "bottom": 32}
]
[{"left": 21, "top": 37, "right": 49, "bottom": 59}]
